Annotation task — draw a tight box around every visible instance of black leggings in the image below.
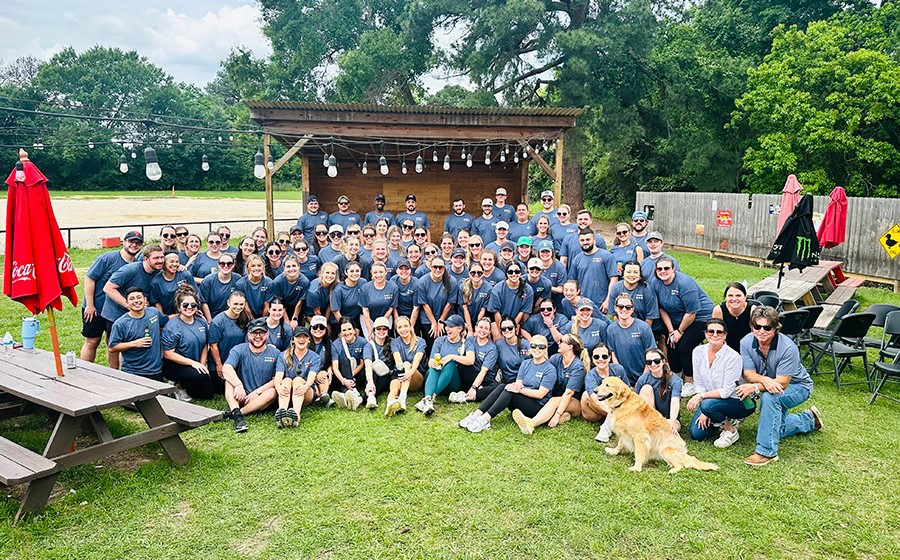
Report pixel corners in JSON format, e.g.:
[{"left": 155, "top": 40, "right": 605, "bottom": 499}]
[
  {"left": 477, "top": 384, "right": 544, "bottom": 418},
  {"left": 459, "top": 365, "right": 500, "bottom": 401},
  {"left": 667, "top": 321, "right": 706, "bottom": 378},
  {"left": 162, "top": 359, "right": 224, "bottom": 399}
]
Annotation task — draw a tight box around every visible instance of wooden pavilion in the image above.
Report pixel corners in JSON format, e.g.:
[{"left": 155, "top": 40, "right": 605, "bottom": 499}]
[{"left": 246, "top": 102, "right": 582, "bottom": 237}]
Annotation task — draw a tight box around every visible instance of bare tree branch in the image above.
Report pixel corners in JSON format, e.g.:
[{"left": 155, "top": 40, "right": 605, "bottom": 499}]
[{"left": 489, "top": 56, "right": 566, "bottom": 94}]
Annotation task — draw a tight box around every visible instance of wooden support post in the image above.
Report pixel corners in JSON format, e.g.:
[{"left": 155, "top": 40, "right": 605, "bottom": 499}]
[
  {"left": 301, "top": 154, "right": 311, "bottom": 207},
  {"left": 263, "top": 134, "right": 274, "bottom": 241},
  {"left": 554, "top": 134, "right": 564, "bottom": 203}
]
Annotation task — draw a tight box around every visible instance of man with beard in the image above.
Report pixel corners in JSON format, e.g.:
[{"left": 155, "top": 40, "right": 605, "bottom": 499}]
[
  {"left": 328, "top": 195, "right": 362, "bottom": 231},
  {"left": 567, "top": 228, "right": 618, "bottom": 314},
  {"left": 560, "top": 209, "right": 607, "bottom": 268},
  {"left": 631, "top": 210, "right": 650, "bottom": 253},
  {"left": 472, "top": 199, "right": 500, "bottom": 246},
  {"left": 296, "top": 195, "right": 329, "bottom": 243},
  {"left": 443, "top": 198, "right": 474, "bottom": 238},
  {"left": 222, "top": 318, "right": 284, "bottom": 433},
  {"left": 81, "top": 230, "right": 144, "bottom": 368},
  {"left": 366, "top": 193, "right": 394, "bottom": 226},
  {"left": 395, "top": 194, "right": 431, "bottom": 242}
]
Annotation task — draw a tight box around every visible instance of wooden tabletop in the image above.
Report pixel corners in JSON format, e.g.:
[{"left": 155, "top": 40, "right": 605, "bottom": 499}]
[{"left": 0, "top": 349, "right": 172, "bottom": 417}]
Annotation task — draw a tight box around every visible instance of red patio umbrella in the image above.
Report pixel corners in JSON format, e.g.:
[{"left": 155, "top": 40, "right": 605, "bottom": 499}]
[
  {"left": 817, "top": 186, "right": 848, "bottom": 249},
  {"left": 777, "top": 174, "right": 802, "bottom": 235},
  {"left": 4, "top": 149, "right": 79, "bottom": 376}
]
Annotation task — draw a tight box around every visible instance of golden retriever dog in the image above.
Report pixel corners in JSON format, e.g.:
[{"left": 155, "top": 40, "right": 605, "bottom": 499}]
[{"left": 594, "top": 377, "right": 718, "bottom": 473}]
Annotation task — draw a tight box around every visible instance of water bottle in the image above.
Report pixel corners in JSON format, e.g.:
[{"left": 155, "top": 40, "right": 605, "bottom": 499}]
[{"left": 2, "top": 332, "right": 14, "bottom": 357}]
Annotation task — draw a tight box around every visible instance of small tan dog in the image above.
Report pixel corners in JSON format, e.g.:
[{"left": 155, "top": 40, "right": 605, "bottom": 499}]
[{"left": 594, "top": 377, "right": 718, "bottom": 473}]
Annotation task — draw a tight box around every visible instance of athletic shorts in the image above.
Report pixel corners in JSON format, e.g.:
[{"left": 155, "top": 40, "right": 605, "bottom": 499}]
[{"left": 81, "top": 312, "right": 112, "bottom": 339}]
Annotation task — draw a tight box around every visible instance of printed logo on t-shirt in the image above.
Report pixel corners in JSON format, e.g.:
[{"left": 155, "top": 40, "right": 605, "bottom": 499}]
[
  {"left": 383, "top": 293, "right": 394, "bottom": 301},
  {"left": 260, "top": 286, "right": 269, "bottom": 292},
  {"left": 670, "top": 289, "right": 680, "bottom": 296},
  {"left": 592, "top": 257, "right": 602, "bottom": 264},
  {"left": 634, "top": 293, "right": 644, "bottom": 301},
  {"left": 631, "top": 331, "right": 643, "bottom": 339},
  {"left": 263, "top": 356, "right": 275, "bottom": 363},
  {"left": 590, "top": 330, "right": 600, "bottom": 338},
  {"left": 148, "top": 315, "right": 158, "bottom": 324}
]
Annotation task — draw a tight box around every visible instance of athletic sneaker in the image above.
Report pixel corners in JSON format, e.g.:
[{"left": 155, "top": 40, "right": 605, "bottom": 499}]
[
  {"left": 398, "top": 397, "right": 407, "bottom": 413},
  {"left": 232, "top": 410, "right": 248, "bottom": 433},
  {"left": 331, "top": 391, "right": 348, "bottom": 409},
  {"left": 512, "top": 409, "right": 534, "bottom": 436},
  {"left": 423, "top": 397, "right": 435, "bottom": 416},
  {"left": 275, "top": 407, "right": 287, "bottom": 428},
  {"left": 448, "top": 391, "right": 466, "bottom": 404},
  {"left": 458, "top": 412, "right": 478, "bottom": 429},
  {"left": 714, "top": 428, "right": 740, "bottom": 448},
  {"left": 681, "top": 382, "right": 697, "bottom": 397},
  {"left": 286, "top": 408, "right": 300, "bottom": 427},
  {"left": 385, "top": 399, "right": 401, "bottom": 417},
  {"left": 221, "top": 408, "right": 233, "bottom": 420},
  {"left": 348, "top": 391, "right": 363, "bottom": 411},
  {"left": 414, "top": 398, "right": 427, "bottom": 413},
  {"left": 174, "top": 386, "right": 192, "bottom": 402},
  {"left": 595, "top": 417, "right": 613, "bottom": 443},
  {"left": 317, "top": 393, "right": 332, "bottom": 406},
  {"left": 366, "top": 394, "right": 378, "bottom": 409},
  {"left": 467, "top": 415, "right": 491, "bottom": 433}
]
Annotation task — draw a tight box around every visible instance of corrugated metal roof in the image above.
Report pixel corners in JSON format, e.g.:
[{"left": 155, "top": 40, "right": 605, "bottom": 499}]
[{"left": 246, "top": 101, "right": 583, "bottom": 118}]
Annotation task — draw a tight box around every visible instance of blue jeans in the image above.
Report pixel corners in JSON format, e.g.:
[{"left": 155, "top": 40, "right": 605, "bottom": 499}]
[
  {"left": 755, "top": 384, "right": 815, "bottom": 457},
  {"left": 689, "top": 398, "right": 756, "bottom": 440}
]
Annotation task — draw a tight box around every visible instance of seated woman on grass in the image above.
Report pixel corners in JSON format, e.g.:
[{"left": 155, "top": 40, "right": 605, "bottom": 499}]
[
  {"left": 330, "top": 317, "right": 367, "bottom": 411},
  {"left": 416, "top": 314, "right": 473, "bottom": 416},
  {"left": 459, "top": 334, "right": 557, "bottom": 434},
  {"left": 635, "top": 348, "right": 682, "bottom": 434},
  {"left": 581, "top": 342, "right": 627, "bottom": 443},
  {"left": 450, "top": 317, "right": 500, "bottom": 403},
  {"left": 385, "top": 316, "right": 427, "bottom": 416},
  {"left": 273, "top": 326, "right": 322, "bottom": 428},
  {"left": 361, "top": 317, "right": 397, "bottom": 410}
]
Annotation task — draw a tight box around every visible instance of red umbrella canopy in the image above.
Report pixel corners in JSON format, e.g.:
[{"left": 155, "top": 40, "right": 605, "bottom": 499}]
[
  {"left": 817, "top": 186, "right": 848, "bottom": 249},
  {"left": 3, "top": 154, "right": 79, "bottom": 314},
  {"left": 776, "top": 174, "right": 803, "bottom": 235}
]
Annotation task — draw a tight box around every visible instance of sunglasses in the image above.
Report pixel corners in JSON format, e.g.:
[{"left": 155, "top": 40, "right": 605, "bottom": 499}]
[
  {"left": 415, "top": 232, "right": 427, "bottom": 237},
  {"left": 615, "top": 304, "right": 634, "bottom": 310},
  {"left": 432, "top": 265, "right": 445, "bottom": 270},
  {"left": 645, "top": 358, "right": 663, "bottom": 365},
  {"left": 311, "top": 324, "right": 326, "bottom": 330},
  {"left": 751, "top": 323, "right": 775, "bottom": 332},
  {"left": 375, "top": 326, "right": 389, "bottom": 331},
  {"left": 296, "top": 246, "right": 309, "bottom": 252},
  {"left": 633, "top": 219, "right": 647, "bottom": 223},
  {"left": 507, "top": 270, "right": 521, "bottom": 275},
  {"left": 338, "top": 201, "right": 349, "bottom": 205},
  {"left": 529, "top": 267, "right": 542, "bottom": 272},
  {"left": 656, "top": 266, "right": 672, "bottom": 271},
  {"left": 541, "top": 197, "right": 553, "bottom": 202},
  {"left": 316, "top": 231, "right": 328, "bottom": 236},
  {"left": 180, "top": 302, "right": 198, "bottom": 309},
  {"left": 470, "top": 270, "right": 483, "bottom": 277},
  {"left": 248, "top": 331, "right": 267, "bottom": 336},
  {"left": 501, "top": 325, "right": 515, "bottom": 332},
  {"left": 469, "top": 243, "right": 481, "bottom": 248},
  {"left": 219, "top": 233, "right": 231, "bottom": 240},
  {"left": 706, "top": 329, "right": 726, "bottom": 336},
  {"left": 219, "top": 261, "right": 235, "bottom": 267},
  {"left": 176, "top": 231, "right": 188, "bottom": 237},
  {"left": 593, "top": 354, "right": 610, "bottom": 360},
  {"left": 363, "top": 233, "right": 375, "bottom": 238},
  {"left": 425, "top": 250, "right": 437, "bottom": 256},
  {"left": 329, "top": 232, "right": 344, "bottom": 238},
  {"left": 557, "top": 212, "right": 568, "bottom": 216},
  {"left": 402, "top": 224, "right": 414, "bottom": 229},
  {"left": 208, "top": 240, "right": 221, "bottom": 245},
  {"left": 162, "top": 233, "right": 177, "bottom": 239},
  {"left": 540, "top": 307, "right": 554, "bottom": 312},
  {"left": 348, "top": 230, "right": 361, "bottom": 236},
  {"left": 267, "top": 250, "right": 281, "bottom": 256},
  {"left": 531, "top": 344, "right": 548, "bottom": 350},
  {"left": 616, "top": 231, "right": 629, "bottom": 236},
  {"left": 278, "top": 239, "right": 290, "bottom": 245}
]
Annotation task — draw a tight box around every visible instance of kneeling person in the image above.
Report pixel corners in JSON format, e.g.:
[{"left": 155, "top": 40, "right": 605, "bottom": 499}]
[{"left": 222, "top": 318, "right": 283, "bottom": 433}]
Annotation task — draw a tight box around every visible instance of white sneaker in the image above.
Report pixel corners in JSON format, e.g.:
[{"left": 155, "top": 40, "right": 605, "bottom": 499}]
[
  {"left": 681, "top": 382, "right": 697, "bottom": 397},
  {"left": 366, "top": 394, "right": 377, "bottom": 409},
  {"left": 447, "top": 391, "right": 463, "bottom": 403},
  {"left": 512, "top": 409, "right": 534, "bottom": 436},
  {"left": 331, "top": 391, "right": 348, "bottom": 409},
  {"left": 467, "top": 415, "right": 491, "bottom": 433},
  {"left": 714, "top": 428, "right": 740, "bottom": 448},
  {"left": 174, "top": 387, "right": 192, "bottom": 402},
  {"left": 348, "top": 390, "right": 363, "bottom": 411},
  {"left": 423, "top": 397, "right": 435, "bottom": 416},
  {"left": 399, "top": 397, "right": 407, "bottom": 412},
  {"left": 458, "top": 412, "right": 478, "bottom": 429},
  {"left": 414, "top": 398, "right": 427, "bottom": 413},
  {"left": 595, "top": 416, "right": 613, "bottom": 443},
  {"left": 385, "top": 399, "right": 401, "bottom": 417}
]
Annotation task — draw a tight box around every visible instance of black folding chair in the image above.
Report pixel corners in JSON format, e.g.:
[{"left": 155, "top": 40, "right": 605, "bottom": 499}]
[
  {"left": 756, "top": 294, "right": 782, "bottom": 310},
  {"left": 853, "top": 304, "right": 900, "bottom": 350},
  {"left": 751, "top": 290, "right": 780, "bottom": 300},
  {"left": 877, "top": 310, "right": 900, "bottom": 363},
  {"left": 809, "top": 299, "right": 859, "bottom": 341},
  {"left": 779, "top": 309, "right": 809, "bottom": 343},
  {"left": 871, "top": 311, "right": 900, "bottom": 405},
  {"left": 808, "top": 312, "right": 876, "bottom": 390}
]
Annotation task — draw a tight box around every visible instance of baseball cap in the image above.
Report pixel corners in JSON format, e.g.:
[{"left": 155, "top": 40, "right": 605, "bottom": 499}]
[
  {"left": 536, "top": 240, "right": 554, "bottom": 253},
  {"left": 516, "top": 236, "right": 532, "bottom": 247},
  {"left": 540, "top": 190, "right": 554, "bottom": 199},
  {"left": 647, "top": 231, "right": 664, "bottom": 241},
  {"left": 248, "top": 318, "right": 268, "bottom": 333},
  {"left": 124, "top": 230, "right": 143, "bottom": 242},
  {"left": 396, "top": 258, "right": 411, "bottom": 269},
  {"left": 632, "top": 211, "right": 648, "bottom": 220},
  {"left": 290, "top": 226, "right": 302, "bottom": 234},
  {"left": 307, "top": 195, "right": 318, "bottom": 203},
  {"left": 442, "top": 314, "right": 464, "bottom": 328},
  {"left": 495, "top": 221, "right": 509, "bottom": 230},
  {"left": 451, "top": 248, "right": 466, "bottom": 258},
  {"left": 527, "top": 258, "right": 542, "bottom": 269},
  {"left": 499, "top": 241, "right": 515, "bottom": 252},
  {"left": 310, "top": 315, "right": 327, "bottom": 328},
  {"left": 405, "top": 194, "right": 416, "bottom": 201},
  {"left": 495, "top": 187, "right": 507, "bottom": 196},
  {"left": 375, "top": 194, "right": 386, "bottom": 202},
  {"left": 481, "top": 198, "right": 493, "bottom": 206},
  {"left": 337, "top": 195, "right": 349, "bottom": 203},
  {"left": 292, "top": 326, "right": 310, "bottom": 338},
  {"left": 328, "top": 224, "right": 344, "bottom": 234},
  {"left": 373, "top": 317, "right": 391, "bottom": 330},
  {"left": 577, "top": 297, "right": 595, "bottom": 311}
]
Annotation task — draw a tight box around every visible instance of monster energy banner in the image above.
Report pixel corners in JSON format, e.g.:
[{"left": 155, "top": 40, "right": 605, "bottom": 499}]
[{"left": 767, "top": 194, "right": 820, "bottom": 271}]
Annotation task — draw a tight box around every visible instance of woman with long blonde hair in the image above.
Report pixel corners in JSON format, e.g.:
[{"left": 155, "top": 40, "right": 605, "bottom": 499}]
[{"left": 385, "top": 315, "right": 427, "bottom": 415}]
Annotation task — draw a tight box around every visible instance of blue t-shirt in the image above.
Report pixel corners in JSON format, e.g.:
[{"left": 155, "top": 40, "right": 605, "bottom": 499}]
[
  {"left": 496, "top": 338, "right": 531, "bottom": 383},
  {"left": 507, "top": 221, "right": 536, "bottom": 245},
  {"left": 199, "top": 273, "right": 241, "bottom": 318},
  {"left": 208, "top": 313, "right": 247, "bottom": 366},
  {"left": 317, "top": 245, "right": 342, "bottom": 264},
  {"left": 522, "top": 312, "right": 569, "bottom": 341},
  {"left": 297, "top": 211, "right": 329, "bottom": 242},
  {"left": 483, "top": 267, "right": 506, "bottom": 286},
  {"left": 584, "top": 363, "right": 628, "bottom": 393},
  {"left": 558, "top": 297, "right": 602, "bottom": 321},
  {"left": 296, "top": 255, "right": 320, "bottom": 282},
  {"left": 305, "top": 278, "right": 333, "bottom": 317},
  {"left": 225, "top": 343, "right": 285, "bottom": 393},
  {"left": 365, "top": 211, "right": 394, "bottom": 226},
  {"left": 529, "top": 209, "right": 560, "bottom": 229},
  {"left": 359, "top": 280, "right": 399, "bottom": 319},
  {"left": 190, "top": 253, "right": 221, "bottom": 281},
  {"left": 461, "top": 281, "right": 492, "bottom": 322},
  {"left": 550, "top": 223, "right": 579, "bottom": 254},
  {"left": 235, "top": 276, "right": 275, "bottom": 318},
  {"left": 331, "top": 280, "right": 368, "bottom": 320},
  {"left": 85, "top": 250, "right": 129, "bottom": 314},
  {"left": 653, "top": 273, "right": 714, "bottom": 326},
  {"left": 148, "top": 271, "right": 198, "bottom": 315},
  {"left": 739, "top": 332, "right": 813, "bottom": 390},
  {"left": 414, "top": 275, "right": 460, "bottom": 325},
  {"left": 390, "top": 336, "right": 427, "bottom": 369},
  {"left": 493, "top": 204, "right": 515, "bottom": 224},
  {"left": 471, "top": 215, "right": 500, "bottom": 246},
  {"left": 525, "top": 275, "right": 553, "bottom": 306},
  {"left": 571, "top": 317, "right": 611, "bottom": 353},
  {"left": 640, "top": 254, "right": 681, "bottom": 288},
  {"left": 395, "top": 277, "right": 418, "bottom": 317},
  {"left": 549, "top": 353, "right": 587, "bottom": 396},
  {"left": 328, "top": 211, "right": 362, "bottom": 231},
  {"left": 635, "top": 371, "right": 683, "bottom": 418},
  {"left": 363, "top": 339, "right": 392, "bottom": 365},
  {"left": 448, "top": 265, "right": 469, "bottom": 283},
  {"left": 331, "top": 336, "right": 367, "bottom": 367},
  {"left": 608, "top": 282, "right": 659, "bottom": 323},
  {"left": 162, "top": 316, "right": 208, "bottom": 361},
  {"left": 609, "top": 242, "right": 643, "bottom": 276},
  {"left": 109, "top": 308, "right": 163, "bottom": 375},
  {"left": 101, "top": 261, "right": 159, "bottom": 322},
  {"left": 272, "top": 273, "right": 310, "bottom": 315},
  {"left": 561, "top": 232, "right": 607, "bottom": 263},
  {"left": 261, "top": 321, "right": 292, "bottom": 352},
  {"left": 429, "top": 336, "right": 467, "bottom": 363},
  {"left": 413, "top": 264, "right": 431, "bottom": 279},
  {"left": 444, "top": 213, "right": 475, "bottom": 237},
  {"left": 465, "top": 336, "right": 498, "bottom": 373},
  {"left": 516, "top": 359, "right": 557, "bottom": 405},
  {"left": 568, "top": 248, "right": 618, "bottom": 306},
  {"left": 394, "top": 210, "right": 430, "bottom": 230},
  {"left": 364, "top": 257, "right": 398, "bottom": 280},
  {"left": 487, "top": 281, "right": 534, "bottom": 320},
  {"left": 606, "top": 319, "right": 656, "bottom": 386},
  {"left": 284, "top": 349, "right": 322, "bottom": 380}
]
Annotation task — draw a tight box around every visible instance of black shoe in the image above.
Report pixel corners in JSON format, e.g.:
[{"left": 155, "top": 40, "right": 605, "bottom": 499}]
[
  {"left": 233, "top": 411, "right": 248, "bottom": 433},
  {"left": 221, "top": 408, "right": 233, "bottom": 420}
]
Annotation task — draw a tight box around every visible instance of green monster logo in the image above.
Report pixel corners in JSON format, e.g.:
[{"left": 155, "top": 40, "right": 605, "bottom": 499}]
[{"left": 796, "top": 236, "right": 812, "bottom": 260}]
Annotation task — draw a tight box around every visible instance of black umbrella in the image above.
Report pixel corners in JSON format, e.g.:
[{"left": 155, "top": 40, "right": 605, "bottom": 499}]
[{"left": 767, "top": 193, "right": 820, "bottom": 287}]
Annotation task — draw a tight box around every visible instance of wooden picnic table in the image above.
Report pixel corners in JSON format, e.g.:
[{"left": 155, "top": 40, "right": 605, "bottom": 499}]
[
  {"left": 0, "top": 348, "right": 220, "bottom": 523},
  {"left": 748, "top": 260, "right": 849, "bottom": 310}
]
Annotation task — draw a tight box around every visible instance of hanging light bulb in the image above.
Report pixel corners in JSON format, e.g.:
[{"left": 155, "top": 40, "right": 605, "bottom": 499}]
[
  {"left": 119, "top": 154, "right": 129, "bottom": 173},
  {"left": 328, "top": 154, "right": 337, "bottom": 169},
  {"left": 327, "top": 162, "right": 338, "bottom": 178},
  {"left": 131, "top": 150, "right": 137, "bottom": 159},
  {"left": 229, "top": 134, "right": 234, "bottom": 141},
  {"left": 177, "top": 137, "right": 183, "bottom": 144},
  {"left": 504, "top": 144, "right": 510, "bottom": 154},
  {"left": 484, "top": 146, "right": 491, "bottom": 165},
  {"left": 466, "top": 153, "right": 473, "bottom": 167},
  {"left": 443, "top": 154, "right": 450, "bottom": 170},
  {"left": 542, "top": 138, "right": 549, "bottom": 151},
  {"left": 415, "top": 155, "right": 424, "bottom": 173},
  {"left": 379, "top": 155, "right": 389, "bottom": 175},
  {"left": 460, "top": 146, "right": 466, "bottom": 160},
  {"left": 14, "top": 161, "right": 25, "bottom": 182},
  {"left": 513, "top": 150, "right": 520, "bottom": 164},
  {"left": 362, "top": 161, "right": 368, "bottom": 175},
  {"left": 201, "top": 137, "right": 206, "bottom": 144},
  {"left": 253, "top": 150, "right": 266, "bottom": 179},
  {"left": 323, "top": 152, "right": 330, "bottom": 167},
  {"left": 144, "top": 147, "right": 162, "bottom": 181},
  {"left": 167, "top": 138, "right": 173, "bottom": 146},
  {"left": 267, "top": 154, "right": 274, "bottom": 170},
  {"left": 402, "top": 161, "right": 408, "bottom": 174},
  {"left": 432, "top": 148, "right": 438, "bottom": 162},
  {"left": 87, "top": 139, "right": 94, "bottom": 149},
  {"left": 523, "top": 145, "right": 529, "bottom": 158},
  {"left": 218, "top": 135, "right": 223, "bottom": 142},
  {"left": 201, "top": 154, "right": 210, "bottom": 172},
  {"left": 500, "top": 150, "right": 506, "bottom": 163}
]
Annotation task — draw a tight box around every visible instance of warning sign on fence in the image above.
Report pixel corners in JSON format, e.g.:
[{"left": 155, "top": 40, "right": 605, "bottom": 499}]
[
  {"left": 880, "top": 224, "right": 900, "bottom": 259},
  {"left": 716, "top": 210, "right": 733, "bottom": 228}
]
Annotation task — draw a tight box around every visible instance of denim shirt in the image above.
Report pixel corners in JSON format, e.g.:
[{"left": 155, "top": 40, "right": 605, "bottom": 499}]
[{"left": 740, "top": 332, "right": 813, "bottom": 392}]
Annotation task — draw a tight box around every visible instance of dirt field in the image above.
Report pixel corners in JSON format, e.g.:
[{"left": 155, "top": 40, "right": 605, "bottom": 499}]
[{"left": 0, "top": 195, "right": 306, "bottom": 250}]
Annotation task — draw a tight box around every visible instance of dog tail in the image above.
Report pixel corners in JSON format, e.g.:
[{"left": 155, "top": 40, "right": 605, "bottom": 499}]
[
  {"left": 683, "top": 454, "right": 719, "bottom": 471},
  {"left": 662, "top": 447, "right": 719, "bottom": 471}
]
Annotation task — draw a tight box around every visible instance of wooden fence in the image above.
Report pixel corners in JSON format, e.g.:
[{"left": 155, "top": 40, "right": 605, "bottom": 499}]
[{"left": 634, "top": 191, "right": 900, "bottom": 291}]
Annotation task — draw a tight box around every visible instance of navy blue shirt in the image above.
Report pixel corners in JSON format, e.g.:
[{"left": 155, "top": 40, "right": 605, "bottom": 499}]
[
  {"left": 568, "top": 248, "right": 618, "bottom": 306},
  {"left": 208, "top": 313, "right": 247, "bottom": 366},
  {"left": 235, "top": 275, "right": 275, "bottom": 318},
  {"left": 526, "top": 275, "right": 553, "bottom": 306},
  {"left": 148, "top": 271, "right": 198, "bottom": 315},
  {"left": 190, "top": 253, "right": 221, "bottom": 281},
  {"left": 109, "top": 308, "right": 163, "bottom": 375},
  {"left": 272, "top": 273, "right": 310, "bottom": 315},
  {"left": 297, "top": 211, "right": 329, "bottom": 243},
  {"left": 496, "top": 338, "right": 531, "bottom": 383},
  {"left": 359, "top": 280, "right": 399, "bottom": 319},
  {"left": 225, "top": 342, "right": 285, "bottom": 392},
  {"left": 296, "top": 255, "right": 320, "bottom": 282},
  {"left": 444, "top": 213, "right": 475, "bottom": 237},
  {"left": 85, "top": 250, "right": 129, "bottom": 314},
  {"left": 331, "top": 280, "right": 368, "bottom": 320},
  {"left": 199, "top": 273, "right": 241, "bottom": 318},
  {"left": 549, "top": 353, "right": 587, "bottom": 396},
  {"left": 522, "top": 313, "right": 569, "bottom": 341},
  {"left": 429, "top": 336, "right": 467, "bottom": 363},
  {"left": 465, "top": 336, "right": 498, "bottom": 374},
  {"left": 262, "top": 320, "right": 292, "bottom": 352},
  {"left": 101, "top": 261, "right": 158, "bottom": 322},
  {"left": 571, "top": 317, "right": 611, "bottom": 353},
  {"left": 162, "top": 316, "right": 208, "bottom": 361},
  {"left": 365, "top": 211, "right": 394, "bottom": 226},
  {"left": 561, "top": 232, "right": 607, "bottom": 263},
  {"left": 487, "top": 281, "right": 534, "bottom": 319},
  {"left": 606, "top": 318, "right": 656, "bottom": 385},
  {"left": 395, "top": 277, "right": 418, "bottom": 317},
  {"left": 608, "top": 281, "right": 659, "bottom": 323},
  {"left": 318, "top": 245, "right": 342, "bottom": 264},
  {"left": 471, "top": 215, "right": 500, "bottom": 246},
  {"left": 609, "top": 242, "right": 643, "bottom": 276},
  {"left": 507, "top": 221, "right": 535, "bottom": 245},
  {"left": 284, "top": 349, "right": 322, "bottom": 380},
  {"left": 305, "top": 279, "right": 333, "bottom": 317},
  {"left": 635, "top": 372, "right": 682, "bottom": 418},
  {"left": 331, "top": 335, "right": 367, "bottom": 366},
  {"left": 461, "top": 281, "right": 492, "bottom": 322},
  {"left": 641, "top": 253, "right": 681, "bottom": 287},
  {"left": 550, "top": 223, "right": 579, "bottom": 254},
  {"left": 516, "top": 359, "right": 557, "bottom": 405},
  {"left": 394, "top": 210, "right": 430, "bottom": 230},
  {"left": 584, "top": 363, "right": 628, "bottom": 394},
  {"left": 391, "top": 336, "right": 427, "bottom": 369},
  {"left": 740, "top": 332, "right": 813, "bottom": 390},
  {"left": 414, "top": 275, "right": 460, "bottom": 325},
  {"left": 653, "top": 273, "right": 714, "bottom": 326},
  {"left": 328, "top": 211, "right": 362, "bottom": 231},
  {"left": 529, "top": 209, "right": 560, "bottom": 229},
  {"left": 493, "top": 204, "right": 515, "bottom": 224}
]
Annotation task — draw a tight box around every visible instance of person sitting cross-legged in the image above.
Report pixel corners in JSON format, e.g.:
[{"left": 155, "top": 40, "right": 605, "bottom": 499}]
[
  {"left": 273, "top": 326, "right": 322, "bottom": 428},
  {"left": 221, "top": 318, "right": 283, "bottom": 433}
]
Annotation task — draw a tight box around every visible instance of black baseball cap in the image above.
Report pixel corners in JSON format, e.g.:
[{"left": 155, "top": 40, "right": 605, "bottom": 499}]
[
  {"left": 124, "top": 230, "right": 143, "bottom": 242},
  {"left": 375, "top": 194, "right": 386, "bottom": 202},
  {"left": 248, "top": 318, "right": 268, "bottom": 333},
  {"left": 307, "top": 195, "right": 318, "bottom": 203},
  {"left": 405, "top": 194, "right": 416, "bottom": 201}
]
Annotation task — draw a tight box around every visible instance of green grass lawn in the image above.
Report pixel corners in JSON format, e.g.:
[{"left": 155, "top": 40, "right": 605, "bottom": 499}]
[{"left": 1, "top": 249, "right": 899, "bottom": 559}]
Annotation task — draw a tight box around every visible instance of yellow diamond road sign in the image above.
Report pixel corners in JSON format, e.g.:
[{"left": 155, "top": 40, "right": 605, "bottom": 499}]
[{"left": 880, "top": 224, "right": 900, "bottom": 259}]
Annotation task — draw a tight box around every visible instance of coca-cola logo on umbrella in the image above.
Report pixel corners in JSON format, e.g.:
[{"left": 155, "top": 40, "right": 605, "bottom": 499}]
[{"left": 11, "top": 260, "right": 36, "bottom": 284}]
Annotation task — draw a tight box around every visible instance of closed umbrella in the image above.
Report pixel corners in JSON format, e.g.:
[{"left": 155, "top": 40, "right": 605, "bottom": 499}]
[
  {"left": 3, "top": 149, "right": 79, "bottom": 376},
  {"left": 817, "top": 186, "right": 848, "bottom": 249},
  {"left": 777, "top": 174, "right": 803, "bottom": 235},
  {"left": 768, "top": 193, "right": 820, "bottom": 288}
]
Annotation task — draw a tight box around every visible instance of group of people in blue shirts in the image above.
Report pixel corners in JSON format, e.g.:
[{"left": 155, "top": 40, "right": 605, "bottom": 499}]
[{"left": 78, "top": 190, "right": 822, "bottom": 466}]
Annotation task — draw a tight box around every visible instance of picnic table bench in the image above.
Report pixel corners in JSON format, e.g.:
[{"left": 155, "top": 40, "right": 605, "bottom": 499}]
[
  {"left": 0, "top": 349, "right": 220, "bottom": 523},
  {"left": 748, "top": 260, "right": 861, "bottom": 326}
]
